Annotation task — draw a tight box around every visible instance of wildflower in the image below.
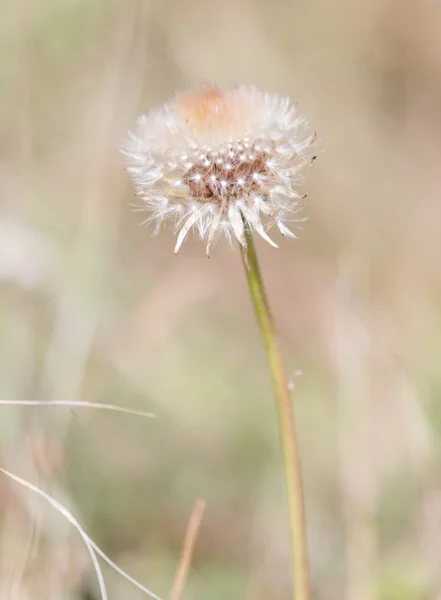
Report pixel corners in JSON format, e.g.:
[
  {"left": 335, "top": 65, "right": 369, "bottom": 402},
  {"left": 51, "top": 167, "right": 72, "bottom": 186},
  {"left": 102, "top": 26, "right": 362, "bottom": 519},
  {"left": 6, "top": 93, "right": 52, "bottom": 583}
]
[{"left": 123, "top": 85, "right": 315, "bottom": 255}]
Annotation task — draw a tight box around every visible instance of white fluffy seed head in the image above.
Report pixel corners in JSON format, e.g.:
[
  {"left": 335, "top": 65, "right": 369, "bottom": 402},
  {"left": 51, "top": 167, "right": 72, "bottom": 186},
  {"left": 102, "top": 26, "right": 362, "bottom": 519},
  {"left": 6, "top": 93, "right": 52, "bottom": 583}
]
[{"left": 122, "top": 85, "right": 316, "bottom": 255}]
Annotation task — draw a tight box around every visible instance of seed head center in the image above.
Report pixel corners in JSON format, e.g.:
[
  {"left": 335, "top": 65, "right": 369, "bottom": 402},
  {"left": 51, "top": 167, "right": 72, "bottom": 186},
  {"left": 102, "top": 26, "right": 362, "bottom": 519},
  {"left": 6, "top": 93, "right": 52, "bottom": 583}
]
[{"left": 184, "top": 144, "right": 270, "bottom": 204}]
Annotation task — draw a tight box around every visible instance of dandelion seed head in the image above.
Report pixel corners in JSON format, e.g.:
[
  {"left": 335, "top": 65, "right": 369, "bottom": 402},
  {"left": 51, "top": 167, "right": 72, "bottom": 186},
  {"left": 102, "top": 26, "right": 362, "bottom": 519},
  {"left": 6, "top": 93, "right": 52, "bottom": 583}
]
[{"left": 122, "top": 85, "right": 316, "bottom": 255}]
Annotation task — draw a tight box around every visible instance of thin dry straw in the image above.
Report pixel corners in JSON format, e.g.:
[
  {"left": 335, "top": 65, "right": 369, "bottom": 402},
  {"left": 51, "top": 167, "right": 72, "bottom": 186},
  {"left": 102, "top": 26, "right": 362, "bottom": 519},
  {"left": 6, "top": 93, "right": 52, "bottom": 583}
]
[
  {"left": 0, "top": 467, "right": 162, "bottom": 600},
  {"left": 0, "top": 400, "right": 154, "bottom": 418},
  {"left": 0, "top": 468, "right": 107, "bottom": 599},
  {"left": 169, "top": 499, "right": 206, "bottom": 600}
]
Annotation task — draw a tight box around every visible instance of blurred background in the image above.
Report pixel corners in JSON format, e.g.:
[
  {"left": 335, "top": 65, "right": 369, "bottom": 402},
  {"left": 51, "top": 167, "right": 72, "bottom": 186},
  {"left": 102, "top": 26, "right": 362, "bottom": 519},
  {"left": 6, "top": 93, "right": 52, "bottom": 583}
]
[{"left": 1, "top": 0, "right": 441, "bottom": 598}]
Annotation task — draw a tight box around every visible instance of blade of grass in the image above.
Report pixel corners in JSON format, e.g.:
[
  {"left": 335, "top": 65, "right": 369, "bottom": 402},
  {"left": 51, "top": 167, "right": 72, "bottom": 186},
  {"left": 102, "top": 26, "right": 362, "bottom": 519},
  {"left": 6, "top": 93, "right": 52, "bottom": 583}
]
[
  {"left": 0, "top": 467, "right": 162, "bottom": 600},
  {"left": 169, "top": 499, "right": 206, "bottom": 600},
  {"left": 0, "top": 400, "right": 154, "bottom": 418},
  {"left": 0, "top": 467, "right": 107, "bottom": 600}
]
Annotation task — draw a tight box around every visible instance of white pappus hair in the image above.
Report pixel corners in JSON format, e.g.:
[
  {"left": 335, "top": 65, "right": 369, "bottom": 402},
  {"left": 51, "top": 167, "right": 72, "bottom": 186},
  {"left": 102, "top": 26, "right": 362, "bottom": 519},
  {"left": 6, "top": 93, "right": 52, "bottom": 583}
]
[{"left": 122, "top": 85, "right": 316, "bottom": 256}]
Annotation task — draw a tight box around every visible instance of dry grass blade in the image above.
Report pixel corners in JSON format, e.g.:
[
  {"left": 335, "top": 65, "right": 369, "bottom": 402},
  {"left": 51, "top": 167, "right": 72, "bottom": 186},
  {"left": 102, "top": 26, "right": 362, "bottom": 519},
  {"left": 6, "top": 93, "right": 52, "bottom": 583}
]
[
  {"left": 0, "top": 467, "right": 162, "bottom": 600},
  {"left": 0, "top": 400, "right": 154, "bottom": 418},
  {"left": 169, "top": 499, "right": 206, "bottom": 600},
  {"left": 0, "top": 467, "right": 107, "bottom": 600}
]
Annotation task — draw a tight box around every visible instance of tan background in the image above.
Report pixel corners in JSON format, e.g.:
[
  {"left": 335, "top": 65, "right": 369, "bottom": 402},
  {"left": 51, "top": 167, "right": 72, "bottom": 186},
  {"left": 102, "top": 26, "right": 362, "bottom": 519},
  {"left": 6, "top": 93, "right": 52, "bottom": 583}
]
[{"left": 1, "top": 0, "right": 441, "bottom": 598}]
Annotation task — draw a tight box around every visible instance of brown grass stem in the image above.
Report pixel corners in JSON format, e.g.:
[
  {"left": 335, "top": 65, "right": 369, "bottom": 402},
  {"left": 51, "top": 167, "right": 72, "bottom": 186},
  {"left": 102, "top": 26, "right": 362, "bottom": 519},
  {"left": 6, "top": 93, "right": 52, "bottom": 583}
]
[
  {"left": 169, "top": 499, "right": 206, "bottom": 600},
  {"left": 240, "top": 228, "right": 310, "bottom": 600}
]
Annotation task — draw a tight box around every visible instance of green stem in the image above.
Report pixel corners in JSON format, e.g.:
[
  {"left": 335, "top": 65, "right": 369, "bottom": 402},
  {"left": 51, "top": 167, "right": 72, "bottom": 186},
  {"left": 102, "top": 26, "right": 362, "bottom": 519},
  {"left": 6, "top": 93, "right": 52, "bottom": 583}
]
[{"left": 241, "top": 227, "right": 310, "bottom": 600}]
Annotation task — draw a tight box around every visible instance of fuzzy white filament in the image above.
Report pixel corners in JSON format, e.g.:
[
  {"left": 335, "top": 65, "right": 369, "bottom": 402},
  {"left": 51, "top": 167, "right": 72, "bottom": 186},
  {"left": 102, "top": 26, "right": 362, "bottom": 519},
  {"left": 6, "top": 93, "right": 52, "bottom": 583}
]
[
  {"left": 0, "top": 468, "right": 163, "bottom": 600},
  {"left": 122, "top": 85, "right": 315, "bottom": 255}
]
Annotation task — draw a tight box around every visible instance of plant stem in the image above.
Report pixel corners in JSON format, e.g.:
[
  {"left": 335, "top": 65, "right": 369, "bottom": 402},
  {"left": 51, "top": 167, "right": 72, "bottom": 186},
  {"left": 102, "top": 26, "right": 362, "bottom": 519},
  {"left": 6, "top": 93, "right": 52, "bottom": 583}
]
[
  {"left": 170, "top": 499, "right": 206, "bottom": 600},
  {"left": 240, "top": 227, "right": 310, "bottom": 600}
]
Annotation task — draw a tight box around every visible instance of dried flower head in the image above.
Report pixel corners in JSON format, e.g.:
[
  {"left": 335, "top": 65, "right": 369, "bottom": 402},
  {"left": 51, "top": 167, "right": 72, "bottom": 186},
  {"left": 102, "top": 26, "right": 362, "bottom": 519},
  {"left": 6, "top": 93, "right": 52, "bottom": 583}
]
[{"left": 123, "top": 85, "right": 316, "bottom": 255}]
